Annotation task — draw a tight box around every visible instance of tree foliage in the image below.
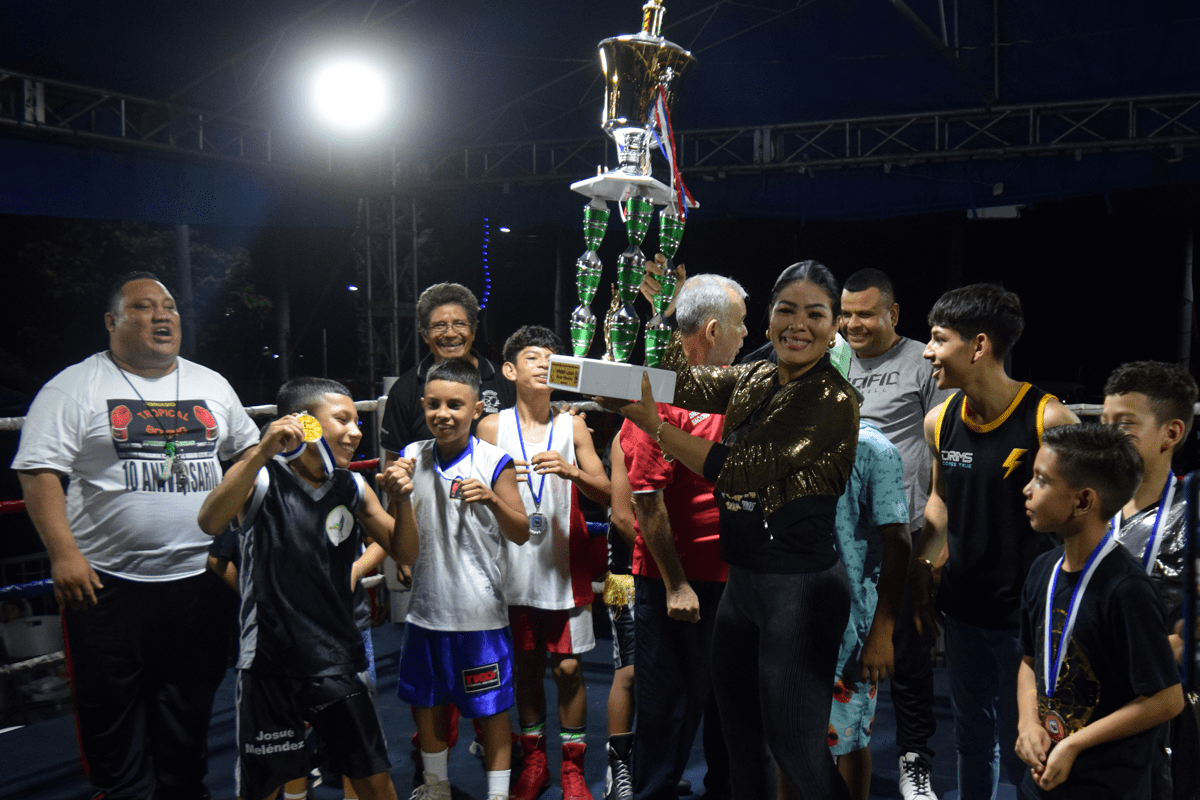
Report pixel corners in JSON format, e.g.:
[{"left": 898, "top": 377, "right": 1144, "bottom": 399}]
[{"left": 3, "top": 220, "right": 273, "bottom": 397}]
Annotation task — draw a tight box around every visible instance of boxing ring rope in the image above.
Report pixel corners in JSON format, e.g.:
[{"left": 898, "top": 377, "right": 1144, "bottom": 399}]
[
  {"left": 0, "top": 399, "right": 402, "bottom": 683},
  {"left": 14, "top": 395, "right": 1143, "bottom": 686},
  {"left": 0, "top": 388, "right": 1193, "bottom": 723}
]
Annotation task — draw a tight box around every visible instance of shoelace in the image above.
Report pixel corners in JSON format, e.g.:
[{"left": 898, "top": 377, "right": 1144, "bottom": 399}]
[
  {"left": 903, "top": 758, "right": 931, "bottom": 792},
  {"left": 409, "top": 782, "right": 443, "bottom": 800},
  {"left": 612, "top": 759, "right": 633, "bottom": 797}
]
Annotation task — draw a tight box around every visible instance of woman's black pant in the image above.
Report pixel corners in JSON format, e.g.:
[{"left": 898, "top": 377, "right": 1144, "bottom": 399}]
[{"left": 711, "top": 562, "right": 852, "bottom": 800}]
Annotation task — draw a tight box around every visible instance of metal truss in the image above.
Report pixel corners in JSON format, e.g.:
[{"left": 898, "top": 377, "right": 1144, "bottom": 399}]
[
  {"left": 6, "top": 62, "right": 1198, "bottom": 204},
  {"left": 351, "top": 192, "right": 424, "bottom": 396},
  {"left": 0, "top": 68, "right": 331, "bottom": 173},
  {"left": 399, "top": 92, "right": 1200, "bottom": 190}
]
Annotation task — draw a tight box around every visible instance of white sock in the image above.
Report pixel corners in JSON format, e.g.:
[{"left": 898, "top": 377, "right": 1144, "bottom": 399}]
[
  {"left": 422, "top": 748, "right": 449, "bottom": 782},
  {"left": 283, "top": 792, "right": 307, "bottom": 800},
  {"left": 486, "top": 769, "right": 511, "bottom": 799}
]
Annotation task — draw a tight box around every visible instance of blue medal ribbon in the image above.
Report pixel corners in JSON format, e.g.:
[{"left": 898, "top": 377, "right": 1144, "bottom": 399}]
[
  {"left": 433, "top": 436, "right": 476, "bottom": 494},
  {"left": 276, "top": 413, "right": 337, "bottom": 482},
  {"left": 513, "top": 408, "right": 554, "bottom": 513},
  {"left": 1109, "top": 474, "right": 1176, "bottom": 574},
  {"left": 1043, "top": 529, "right": 1119, "bottom": 698}
]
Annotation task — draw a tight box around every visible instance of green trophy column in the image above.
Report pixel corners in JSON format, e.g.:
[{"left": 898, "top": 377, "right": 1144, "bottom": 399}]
[
  {"left": 644, "top": 207, "right": 685, "bottom": 366},
  {"left": 571, "top": 198, "right": 609, "bottom": 356},
  {"left": 608, "top": 195, "right": 654, "bottom": 362}
]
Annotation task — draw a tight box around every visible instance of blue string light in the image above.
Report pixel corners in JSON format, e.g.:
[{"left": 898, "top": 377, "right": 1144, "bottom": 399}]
[{"left": 481, "top": 217, "right": 492, "bottom": 309}]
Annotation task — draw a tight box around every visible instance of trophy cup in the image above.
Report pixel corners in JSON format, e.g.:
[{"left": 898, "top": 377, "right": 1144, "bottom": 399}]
[{"left": 568, "top": 0, "right": 697, "bottom": 363}]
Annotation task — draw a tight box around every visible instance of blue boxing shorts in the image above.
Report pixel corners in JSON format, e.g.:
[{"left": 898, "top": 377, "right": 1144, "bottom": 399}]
[{"left": 397, "top": 624, "right": 515, "bottom": 718}]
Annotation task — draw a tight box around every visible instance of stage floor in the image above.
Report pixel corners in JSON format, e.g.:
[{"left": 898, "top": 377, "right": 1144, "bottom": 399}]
[{"left": 1, "top": 620, "right": 1016, "bottom": 800}]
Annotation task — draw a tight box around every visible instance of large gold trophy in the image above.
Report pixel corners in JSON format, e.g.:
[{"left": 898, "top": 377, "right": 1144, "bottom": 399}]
[{"left": 569, "top": 0, "right": 696, "bottom": 366}]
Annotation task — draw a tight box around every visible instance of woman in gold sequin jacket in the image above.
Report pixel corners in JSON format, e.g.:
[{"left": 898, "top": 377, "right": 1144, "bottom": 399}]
[{"left": 617, "top": 260, "right": 858, "bottom": 800}]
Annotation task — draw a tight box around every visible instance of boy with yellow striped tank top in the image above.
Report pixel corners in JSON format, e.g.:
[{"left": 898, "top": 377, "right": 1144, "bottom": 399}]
[{"left": 909, "top": 284, "right": 1079, "bottom": 800}]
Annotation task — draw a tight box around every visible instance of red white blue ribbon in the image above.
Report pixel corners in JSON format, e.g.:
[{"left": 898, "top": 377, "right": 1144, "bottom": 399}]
[{"left": 648, "top": 85, "right": 695, "bottom": 220}]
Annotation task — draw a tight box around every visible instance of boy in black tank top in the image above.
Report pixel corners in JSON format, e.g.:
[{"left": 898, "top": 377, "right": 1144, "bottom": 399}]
[
  {"left": 909, "top": 285, "right": 1078, "bottom": 800},
  {"left": 198, "top": 378, "right": 416, "bottom": 800}
]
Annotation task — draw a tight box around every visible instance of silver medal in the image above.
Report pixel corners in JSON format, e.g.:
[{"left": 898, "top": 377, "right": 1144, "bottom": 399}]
[
  {"left": 529, "top": 512, "right": 548, "bottom": 535},
  {"left": 172, "top": 456, "right": 188, "bottom": 491}
]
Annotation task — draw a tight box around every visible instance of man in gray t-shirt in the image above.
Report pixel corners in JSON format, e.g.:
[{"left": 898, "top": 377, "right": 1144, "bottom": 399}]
[{"left": 841, "top": 268, "right": 949, "bottom": 800}]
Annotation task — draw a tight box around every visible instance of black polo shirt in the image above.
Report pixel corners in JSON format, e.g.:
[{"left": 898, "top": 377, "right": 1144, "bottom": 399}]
[{"left": 378, "top": 350, "right": 515, "bottom": 455}]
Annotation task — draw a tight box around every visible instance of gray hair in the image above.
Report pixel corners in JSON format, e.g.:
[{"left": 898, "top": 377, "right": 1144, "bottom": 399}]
[{"left": 674, "top": 274, "right": 748, "bottom": 336}]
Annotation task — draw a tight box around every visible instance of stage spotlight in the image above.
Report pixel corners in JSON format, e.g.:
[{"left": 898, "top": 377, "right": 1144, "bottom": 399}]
[{"left": 311, "top": 60, "right": 389, "bottom": 134}]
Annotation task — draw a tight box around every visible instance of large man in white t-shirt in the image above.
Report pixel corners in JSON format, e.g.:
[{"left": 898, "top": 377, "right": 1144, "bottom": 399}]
[
  {"left": 840, "top": 268, "right": 949, "bottom": 800},
  {"left": 13, "top": 272, "right": 260, "bottom": 800}
]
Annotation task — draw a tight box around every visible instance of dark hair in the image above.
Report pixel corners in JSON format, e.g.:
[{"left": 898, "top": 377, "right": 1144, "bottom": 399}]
[
  {"left": 926, "top": 283, "right": 1024, "bottom": 359},
  {"left": 1041, "top": 424, "right": 1143, "bottom": 520},
  {"left": 768, "top": 260, "right": 840, "bottom": 318},
  {"left": 417, "top": 283, "right": 479, "bottom": 332},
  {"left": 1104, "top": 361, "right": 1199, "bottom": 442},
  {"left": 276, "top": 378, "right": 353, "bottom": 417},
  {"left": 842, "top": 268, "right": 896, "bottom": 305},
  {"left": 425, "top": 358, "right": 481, "bottom": 399},
  {"left": 503, "top": 325, "right": 563, "bottom": 365},
  {"left": 107, "top": 271, "right": 165, "bottom": 315}
]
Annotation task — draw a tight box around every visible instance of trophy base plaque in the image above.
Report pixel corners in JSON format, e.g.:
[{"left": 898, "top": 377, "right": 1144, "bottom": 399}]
[{"left": 547, "top": 355, "right": 677, "bottom": 404}]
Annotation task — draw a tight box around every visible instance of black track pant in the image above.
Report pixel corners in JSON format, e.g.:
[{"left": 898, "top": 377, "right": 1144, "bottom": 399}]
[
  {"left": 64, "top": 570, "right": 237, "bottom": 800},
  {"left": 632, "top": 577, "right": 730, "bottom": 800},
  {"left": 710, "top": 563, "right": 852, "bottom": 800},
  {"left": 889, "top": 528, "right": 937, "bottom": 760}
]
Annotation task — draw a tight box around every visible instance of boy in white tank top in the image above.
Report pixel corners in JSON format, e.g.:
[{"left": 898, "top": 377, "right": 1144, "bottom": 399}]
[
  {"left": 392, "top": 359, "right": 531, "bottom": 800},
  {"left": 476, "top": 326, "right": 611, "bottom": 800}
]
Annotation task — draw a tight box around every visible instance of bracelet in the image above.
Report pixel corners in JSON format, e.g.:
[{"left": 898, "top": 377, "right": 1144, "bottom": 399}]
[
  {"left": 915, "top": 556, "right": 935, "bottom": 571},
  {"left": 654, "top": 419, "right": 671, "bottom": 444}
]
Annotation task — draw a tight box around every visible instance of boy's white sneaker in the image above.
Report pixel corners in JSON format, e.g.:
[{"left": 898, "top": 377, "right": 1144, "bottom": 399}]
[
  {"left": 410, "top": 773, "right": 452, "bottom": 800},
  {"left": 898, "top": 752, "right": 937, "bottom": 800}
]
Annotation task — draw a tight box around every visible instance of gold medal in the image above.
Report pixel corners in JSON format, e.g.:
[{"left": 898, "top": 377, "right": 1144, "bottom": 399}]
[{"left": 298, "top": 412, "right": 323, "bottom": 442}]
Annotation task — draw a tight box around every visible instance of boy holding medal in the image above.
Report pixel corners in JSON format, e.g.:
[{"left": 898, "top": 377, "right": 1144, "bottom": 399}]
[
  {"left": 391, "top": 358, "right": 531, "bottom": 800},
  {"left": 476, "top": 325, "right": 611, "bottom": 800},
  {"left": 1016, "top": 424, "right": 1183, "bottom": 797},
  {"left": 197, "top": 378, "right": 413, "bottom": 800}
]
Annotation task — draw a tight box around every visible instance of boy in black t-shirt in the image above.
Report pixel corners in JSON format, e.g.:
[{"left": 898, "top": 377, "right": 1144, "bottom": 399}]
[
  {"left": 199, "top": 378, "right": 416, "bottom": 800},
  {"left": 1016, "top": 424, "right": 1183, "bottom": 798}
]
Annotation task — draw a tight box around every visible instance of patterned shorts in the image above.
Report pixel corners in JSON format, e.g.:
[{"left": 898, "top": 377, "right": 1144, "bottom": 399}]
[{"left": 827, "top": 677, "right": 877, "bottom": 756}]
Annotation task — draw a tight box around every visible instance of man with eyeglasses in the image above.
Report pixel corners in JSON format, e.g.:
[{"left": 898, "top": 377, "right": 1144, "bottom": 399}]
[{"left": 380, "top": 282, "right": 515, "bottom": 459}]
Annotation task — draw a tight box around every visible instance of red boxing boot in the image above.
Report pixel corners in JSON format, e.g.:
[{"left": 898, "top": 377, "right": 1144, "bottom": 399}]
[
  {"left": 510, "top": 734, "right": 551, "bottom": 800},
  {"left": 560, "top": 741, "right": 594, "bottom": 800}
]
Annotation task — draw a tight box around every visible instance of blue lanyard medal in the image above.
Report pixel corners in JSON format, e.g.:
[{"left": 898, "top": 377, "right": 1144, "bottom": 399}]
[
  {"left": 1042, "top": 529, "right": 1119, "bottom": 740},
  {"left": 434, "top": 438, "right": 475, "bottom": 500},
  {"left": 515, "top": 409, "right": 553, "bottom": 536},
  {"left": 277, "top": 413, "right": 336, "bottom": 479},
  {"left": 1110, "top": 474, "right": 1176, "bottom": 575}
]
